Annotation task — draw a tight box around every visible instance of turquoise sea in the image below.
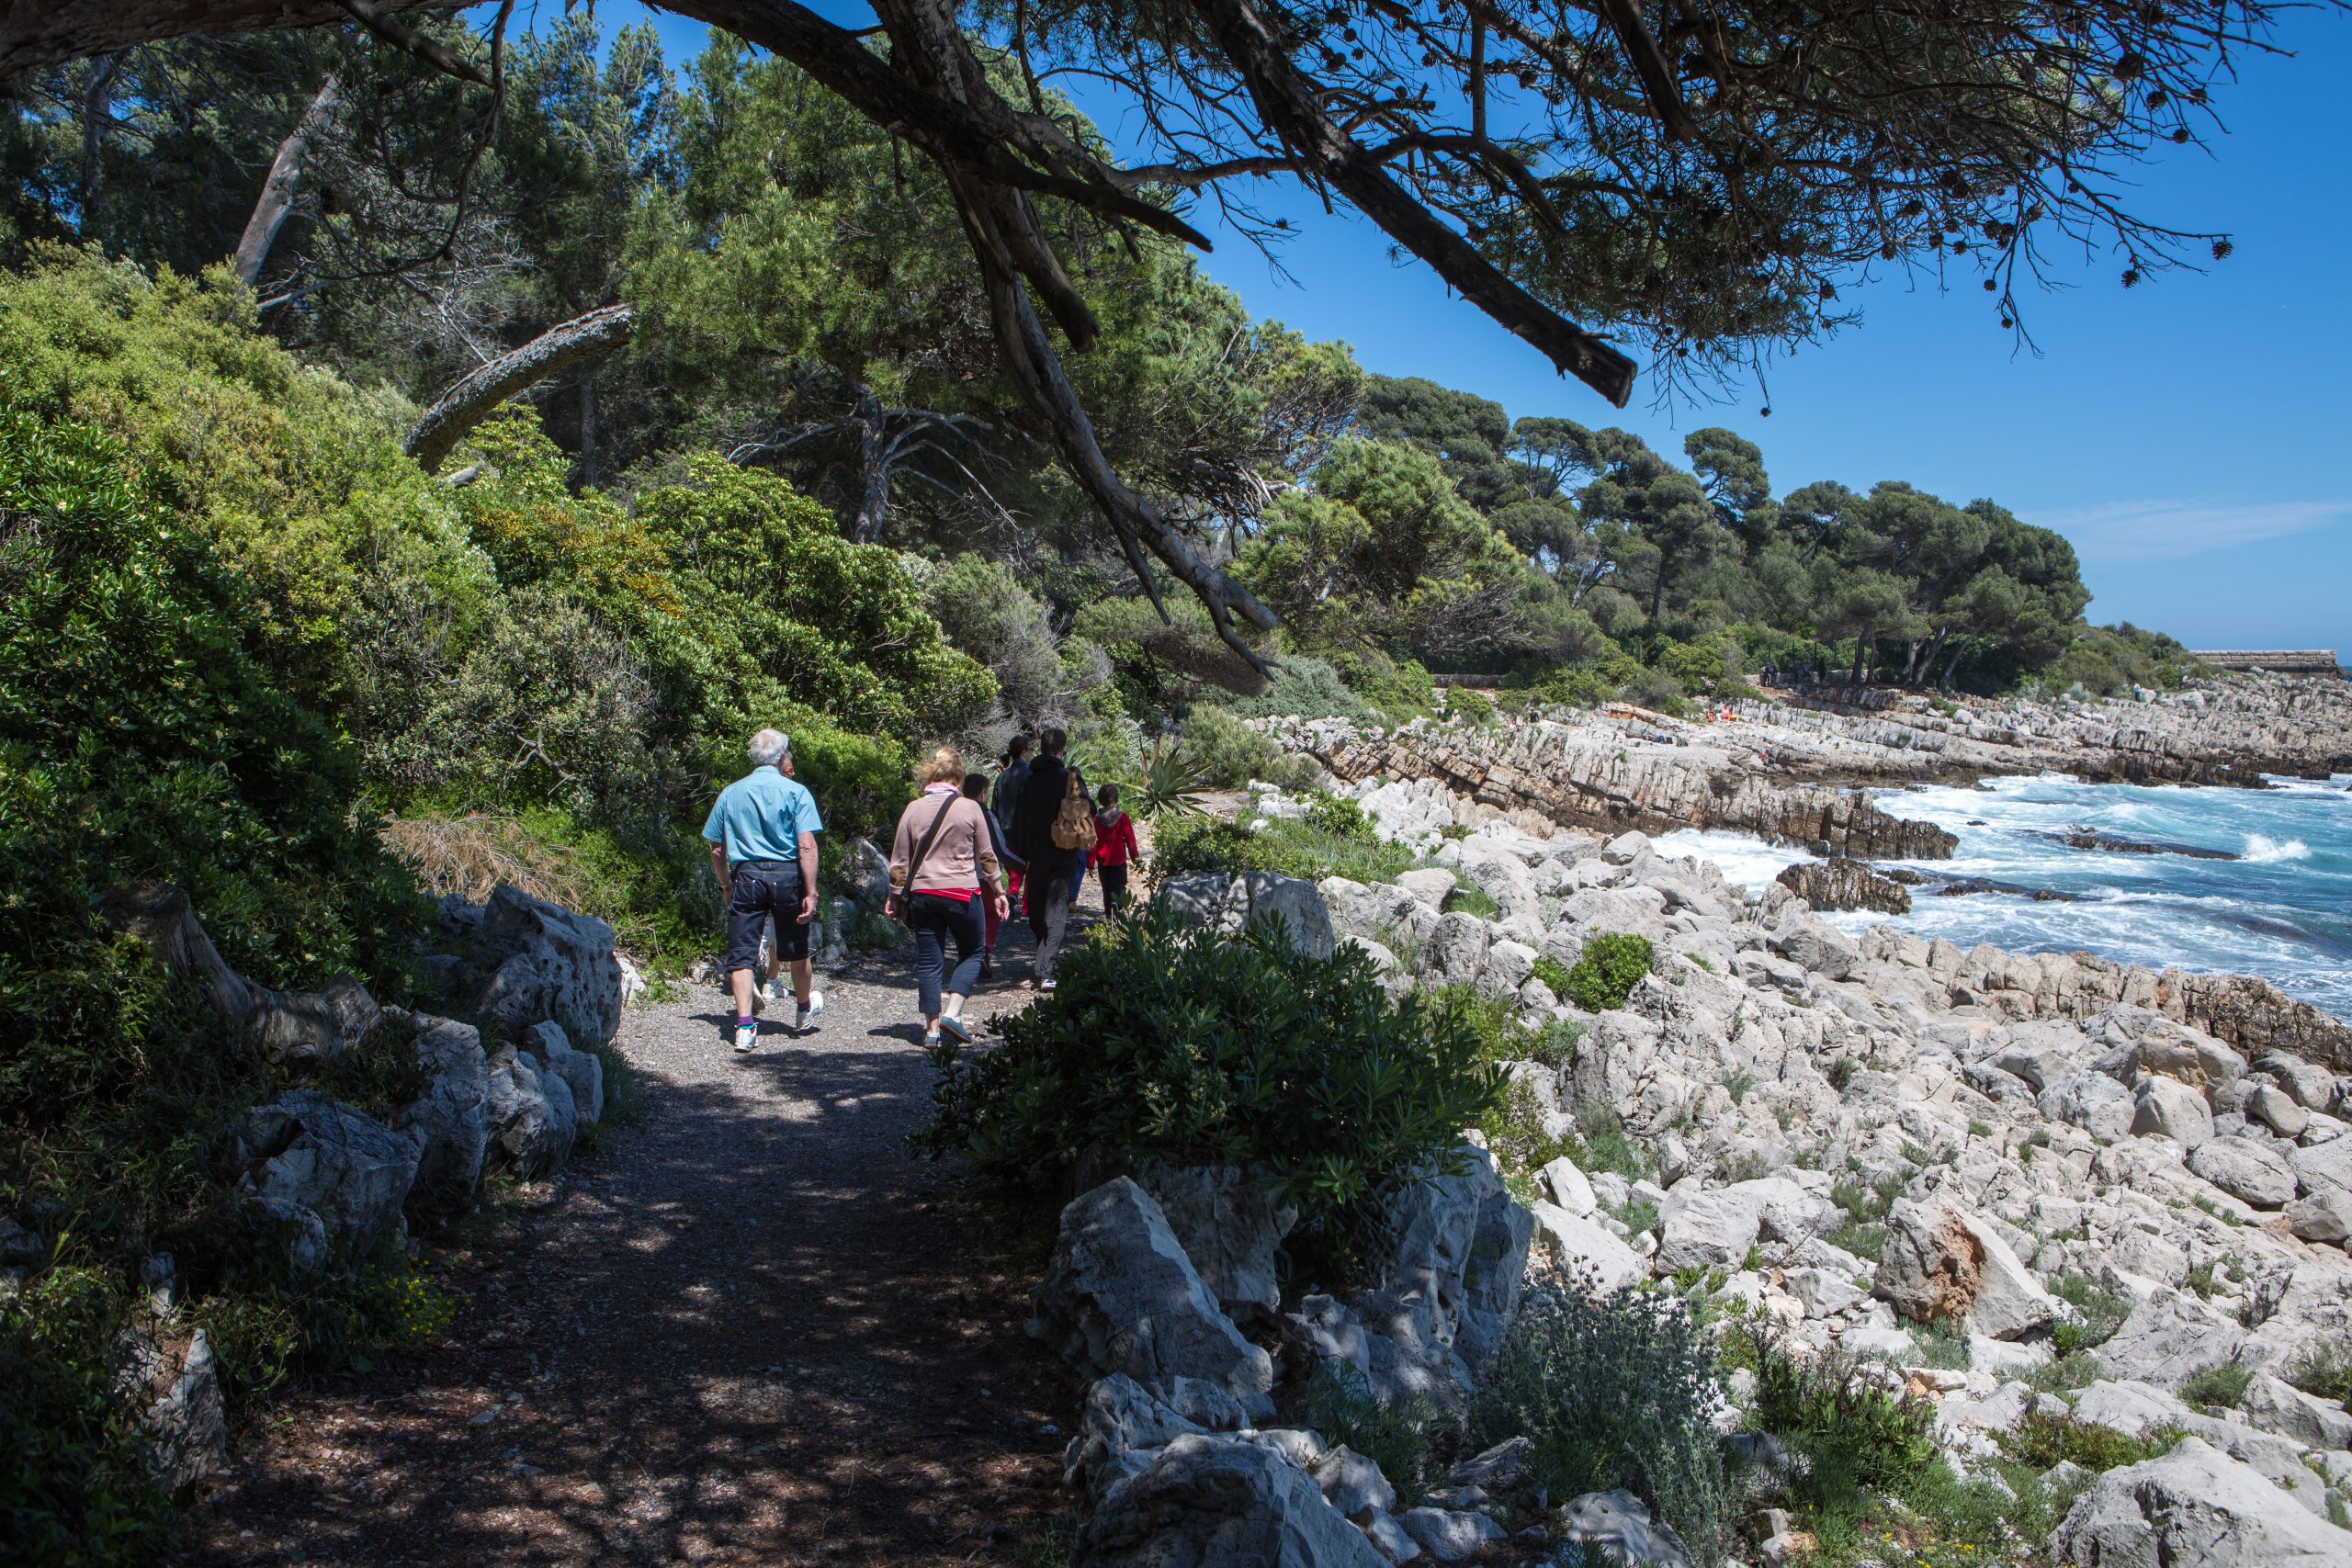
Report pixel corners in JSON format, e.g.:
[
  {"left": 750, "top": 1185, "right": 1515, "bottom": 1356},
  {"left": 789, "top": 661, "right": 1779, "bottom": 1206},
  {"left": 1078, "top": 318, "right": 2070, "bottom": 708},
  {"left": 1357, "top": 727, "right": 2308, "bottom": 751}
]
[{"left": 1657, "top": 773, "right": 2352, "bottom": 1022}]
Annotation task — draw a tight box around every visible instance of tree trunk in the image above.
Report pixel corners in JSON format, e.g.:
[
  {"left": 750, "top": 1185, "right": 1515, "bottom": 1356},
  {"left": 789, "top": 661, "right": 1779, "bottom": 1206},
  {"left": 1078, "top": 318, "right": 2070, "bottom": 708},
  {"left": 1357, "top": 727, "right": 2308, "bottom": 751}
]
[
  {"left": 575, "top": 372, "right": 600, "bottom": 490},
  {"left": 852, "top": 385, "right": 891, "bottom": 544},
  {"left": 1939, "top": 637, "right": 1972, "bottom": 693},
  {"left": 405, "top": 304, "right": 636, "bottom": 474},
  {"left": 231, "top": 70, "right": 341, "bottom": 289},
  {"left": 77, "top": 51, "right": 120, "bottom": 209}
]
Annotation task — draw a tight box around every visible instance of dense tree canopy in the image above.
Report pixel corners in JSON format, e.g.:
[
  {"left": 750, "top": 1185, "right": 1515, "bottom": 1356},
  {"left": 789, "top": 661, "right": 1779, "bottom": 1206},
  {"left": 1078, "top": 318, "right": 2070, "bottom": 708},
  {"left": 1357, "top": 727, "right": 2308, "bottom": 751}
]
[{"left": 6, "top": 0, "right": 2298, "bottom": 662}]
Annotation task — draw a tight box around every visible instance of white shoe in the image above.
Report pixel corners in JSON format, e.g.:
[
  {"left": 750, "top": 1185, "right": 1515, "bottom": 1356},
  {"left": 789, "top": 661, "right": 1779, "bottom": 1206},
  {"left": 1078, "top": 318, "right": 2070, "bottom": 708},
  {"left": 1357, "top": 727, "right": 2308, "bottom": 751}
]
[
  {"left": 733, "top": 1020, "right": 759, "bottom": 1054},
  {"left": 796, "top": 990, "right": 825, "bottom": 1031}
]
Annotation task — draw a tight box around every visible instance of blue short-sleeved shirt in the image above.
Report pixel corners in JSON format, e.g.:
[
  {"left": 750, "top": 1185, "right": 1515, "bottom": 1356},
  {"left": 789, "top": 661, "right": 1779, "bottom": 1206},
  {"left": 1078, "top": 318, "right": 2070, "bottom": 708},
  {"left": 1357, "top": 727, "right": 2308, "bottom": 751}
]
[{"left": 701, "top": 768, "right": 823, "bottom": 864}]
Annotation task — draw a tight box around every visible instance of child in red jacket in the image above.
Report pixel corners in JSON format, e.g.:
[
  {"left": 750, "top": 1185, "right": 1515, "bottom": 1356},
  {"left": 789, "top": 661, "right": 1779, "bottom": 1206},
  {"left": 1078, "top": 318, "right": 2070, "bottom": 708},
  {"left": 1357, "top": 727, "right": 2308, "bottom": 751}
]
[{"left": 1091, "top": 784, "right": 1140, "bottom": 915}]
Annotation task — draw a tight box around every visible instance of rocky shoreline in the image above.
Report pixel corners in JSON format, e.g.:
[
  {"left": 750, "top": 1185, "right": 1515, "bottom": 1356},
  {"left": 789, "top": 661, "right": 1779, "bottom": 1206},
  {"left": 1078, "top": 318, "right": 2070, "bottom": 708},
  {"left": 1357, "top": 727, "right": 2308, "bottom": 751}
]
[
  {"left": 1012, "top": 678, "right": 2352, "bottom": 1564},
  {"left": 1265, "top": 672, "right": 2352, "bottom": 864}
]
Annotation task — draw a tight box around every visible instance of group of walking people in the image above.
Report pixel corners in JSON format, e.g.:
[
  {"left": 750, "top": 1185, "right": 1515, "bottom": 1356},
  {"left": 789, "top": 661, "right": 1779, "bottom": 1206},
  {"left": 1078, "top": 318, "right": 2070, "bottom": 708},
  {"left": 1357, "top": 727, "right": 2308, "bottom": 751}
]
[{"left": 700, "top": 724, "right": 1138, "bottom": 1055}]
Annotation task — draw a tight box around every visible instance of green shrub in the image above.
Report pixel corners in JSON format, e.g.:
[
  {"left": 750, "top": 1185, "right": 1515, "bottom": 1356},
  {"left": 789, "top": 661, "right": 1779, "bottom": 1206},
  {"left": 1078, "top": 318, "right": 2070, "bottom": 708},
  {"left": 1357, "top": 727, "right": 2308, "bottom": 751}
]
[
  {"left": 1296, "top": 1364, "right": 1444, "bottom": 1506},
  {"left": 1747, "top": 1334, "right": 1938, "bottom": 1523},
  {"left": 1566, "top": 1103, "right": 1654, "bottom": 1182},
  {"left": 2288, "top": 1337, "right": 2352, "bottom": 1406},
  {"left": 1560, "top": 932, "right": 1654, "bottom": 1012},
  {"left": 1530, "top": 954, "right": 1575, "bottom": 997},
  {"left": 912, "top": 913, "right": 1501, "bottom": 1225},
  {"left": 1999, "top": 1409, "right": 2178, "bottom": 1472},
  {"left": 1178, "top": 705, "right": 1293, "bottom": 790},
  {"left": 1303, "top": 793, "right": 1376, "bottom": 842},
  {"left": 2047, "top": 1271, "right": 2131, "bottom": 1348},
  {"left": 1442, "top": 686, "right": 1497, "bottom": 725},
  {"left": 2178, "top": 1360, "right": 2254, "bottom": 1411},
  {"left": 1471, "top": 1282, "right": 1730, "bottom": 1561},
  {"left": 1218, "top": 655, "right": 1375, "bottom": 724}
]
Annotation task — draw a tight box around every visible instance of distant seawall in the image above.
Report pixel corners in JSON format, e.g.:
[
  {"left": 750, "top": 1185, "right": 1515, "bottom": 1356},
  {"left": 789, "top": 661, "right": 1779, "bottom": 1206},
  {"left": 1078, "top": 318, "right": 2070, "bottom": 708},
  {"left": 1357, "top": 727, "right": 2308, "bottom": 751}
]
[{"left": 2191, "top": 649, "right": 2344, "bottom": 678}]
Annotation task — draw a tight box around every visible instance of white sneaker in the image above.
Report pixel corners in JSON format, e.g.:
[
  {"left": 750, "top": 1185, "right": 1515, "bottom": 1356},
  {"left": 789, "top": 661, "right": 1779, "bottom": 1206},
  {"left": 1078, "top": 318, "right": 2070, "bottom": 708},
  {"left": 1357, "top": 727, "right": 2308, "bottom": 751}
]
[
  {"left": 733, "top": 1020, "right": 759, "bottom": 1054},
  {"left": 796, "top": 990, "right": 825, "bottom": 1031}
]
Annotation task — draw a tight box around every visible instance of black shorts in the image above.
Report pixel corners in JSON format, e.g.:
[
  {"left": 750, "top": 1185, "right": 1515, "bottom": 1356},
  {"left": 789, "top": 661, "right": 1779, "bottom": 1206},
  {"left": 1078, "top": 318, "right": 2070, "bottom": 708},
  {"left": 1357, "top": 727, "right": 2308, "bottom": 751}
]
[{"left": 726, "top": 861, "right": 809, "bottom": 973}]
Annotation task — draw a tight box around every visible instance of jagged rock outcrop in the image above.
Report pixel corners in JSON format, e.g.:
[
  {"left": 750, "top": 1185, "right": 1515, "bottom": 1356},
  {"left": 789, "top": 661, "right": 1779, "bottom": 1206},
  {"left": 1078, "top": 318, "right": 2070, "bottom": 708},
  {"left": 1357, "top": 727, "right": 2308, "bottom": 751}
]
[
  {"left": 1156, "top": 870, "right": 1338, "bottom": 959},
  {"left": 464, "top": 884, "right": 625, "bottom": 1048},
  {"left": 1273, "top": 716, "right": 1959, "bottom": 860},
  {"left": 1777, "top": 857, "right": 1911, "bottom": 914},
  {"left": 227, "top": 1091, "right": 421, "bottom": 1274}
]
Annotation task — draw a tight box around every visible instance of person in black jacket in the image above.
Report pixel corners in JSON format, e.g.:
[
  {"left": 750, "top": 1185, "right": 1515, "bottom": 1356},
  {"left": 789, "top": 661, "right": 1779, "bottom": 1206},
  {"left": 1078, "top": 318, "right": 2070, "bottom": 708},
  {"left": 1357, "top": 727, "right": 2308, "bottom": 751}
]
[
  {"left": 1009, "top": 726, "right": 1086, "bottom": 989},
  {"left": 991, "top": 734, "right": 1033, "bottom": 915}
]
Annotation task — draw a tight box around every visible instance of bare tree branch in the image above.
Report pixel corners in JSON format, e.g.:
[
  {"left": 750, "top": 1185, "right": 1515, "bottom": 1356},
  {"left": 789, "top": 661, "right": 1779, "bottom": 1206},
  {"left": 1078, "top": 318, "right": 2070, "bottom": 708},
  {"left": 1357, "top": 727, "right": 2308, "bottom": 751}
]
[{"left": 405, "top": 303, "right": 638, "bottom": 473}]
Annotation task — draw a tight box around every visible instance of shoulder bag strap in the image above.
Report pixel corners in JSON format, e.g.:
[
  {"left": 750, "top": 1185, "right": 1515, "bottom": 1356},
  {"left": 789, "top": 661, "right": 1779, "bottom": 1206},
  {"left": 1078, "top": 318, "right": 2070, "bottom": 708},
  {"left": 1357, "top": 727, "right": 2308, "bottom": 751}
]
[{"left": 900, "top": 793, "right": 962, "bottom": 897}]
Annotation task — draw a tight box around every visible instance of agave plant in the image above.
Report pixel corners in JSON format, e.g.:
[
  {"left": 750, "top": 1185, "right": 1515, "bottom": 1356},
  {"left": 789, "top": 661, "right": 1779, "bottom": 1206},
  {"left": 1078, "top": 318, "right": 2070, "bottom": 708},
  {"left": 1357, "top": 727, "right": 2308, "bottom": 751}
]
[{"left": 1136, "top": 742, "right": 1213, "bottom": 819}]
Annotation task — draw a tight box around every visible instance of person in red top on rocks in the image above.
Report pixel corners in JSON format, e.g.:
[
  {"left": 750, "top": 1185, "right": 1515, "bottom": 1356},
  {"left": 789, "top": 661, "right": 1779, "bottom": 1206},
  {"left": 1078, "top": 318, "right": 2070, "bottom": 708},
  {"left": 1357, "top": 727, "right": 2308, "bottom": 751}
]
[{"left": 1091, "top": 783, "right": 1141, "bottom": 915}]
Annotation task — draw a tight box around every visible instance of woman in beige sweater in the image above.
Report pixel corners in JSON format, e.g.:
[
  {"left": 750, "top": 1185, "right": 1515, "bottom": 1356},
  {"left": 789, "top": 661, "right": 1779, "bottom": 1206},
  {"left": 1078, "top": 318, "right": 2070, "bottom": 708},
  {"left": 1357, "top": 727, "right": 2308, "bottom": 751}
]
[{"left": 885, "top": 746, "right": 1009, "bottom": 1047}]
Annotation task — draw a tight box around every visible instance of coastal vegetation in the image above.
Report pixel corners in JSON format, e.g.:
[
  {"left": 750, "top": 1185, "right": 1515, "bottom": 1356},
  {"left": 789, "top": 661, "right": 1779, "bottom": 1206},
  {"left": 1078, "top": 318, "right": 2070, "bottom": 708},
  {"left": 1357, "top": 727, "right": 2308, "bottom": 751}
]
[{"left": 0, "top": 1, "right": 2330, "bottom": 1562}]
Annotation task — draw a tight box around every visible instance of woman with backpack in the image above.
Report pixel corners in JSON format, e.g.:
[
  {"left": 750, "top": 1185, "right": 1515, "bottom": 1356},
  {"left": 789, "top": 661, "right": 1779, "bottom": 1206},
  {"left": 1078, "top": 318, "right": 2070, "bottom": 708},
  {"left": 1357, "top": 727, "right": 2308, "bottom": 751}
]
[
  {"left": 1009, "top": 726, "right": 1090, "bottom": 991},
  {"left": 885, "top": 747, "right": 1008, "bottom": 1047}
]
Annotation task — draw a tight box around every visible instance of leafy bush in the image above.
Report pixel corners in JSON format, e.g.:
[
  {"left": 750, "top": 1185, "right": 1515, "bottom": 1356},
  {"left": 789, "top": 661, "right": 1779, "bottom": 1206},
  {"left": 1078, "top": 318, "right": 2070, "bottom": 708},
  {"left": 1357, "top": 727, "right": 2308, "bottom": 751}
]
[
  {"left": 1559, "top": 932, "right": 1654, "bottom": 1012},
  {"left": 1327, "top": 649, "right": 1435, "bottom": 721},
  {"left": 1826, "top": 1170, "right": 1905, "bottom": 1260},
  {"left": 1999, "top": 1409, "right": 2178, "bottom": 1472},
  {"left": 2288, "top": 1337, "right": 2352, "bottom": 1406},
  {"left": 0, "top": 407, "right": 441, "bottom": 1562},
  {"left": 2047, "top": 1271, "right": 2130, "bottom": 1348},
  {"left": 2178, "top": 1361, "right": 2254, "bottom": 1411},
  {"left": 1442, "top": 685, "right": 1497, "bottom": 725},
  {"left": 1747, "top": 1334, "right": 1937, "bottom": 1522},
  {"left": 1149, "top": 812, "right": 1418, "bottom": 887},
  {"left": 1303, "top": 793, "right": 1375, "bottom": 842},
  {"left": 1217, "top": 655, "right": 1374, "bottom": 724},
  {"left": 1471, "top": 1282, "right": 1730, "bottom": 1561},
  {"left": 912, "top": 913, "right": 1502, "bottom": 1224},
  {"left": 1296, "top": 1364, "right": 1444, "bottom": 1506},
  {"left": 1178, "top": 705, "right": 1303, "bottom": 790},
  {"left": 1531, "top": 954, "right": 1575, "bottom": 997}
]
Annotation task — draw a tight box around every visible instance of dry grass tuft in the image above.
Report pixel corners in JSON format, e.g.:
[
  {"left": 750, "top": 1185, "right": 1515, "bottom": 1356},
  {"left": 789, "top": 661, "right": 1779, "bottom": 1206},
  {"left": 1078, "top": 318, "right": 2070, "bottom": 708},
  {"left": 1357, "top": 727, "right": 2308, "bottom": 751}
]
[{"left": 379, "top": 813, "right": 592, "bottom": 908}]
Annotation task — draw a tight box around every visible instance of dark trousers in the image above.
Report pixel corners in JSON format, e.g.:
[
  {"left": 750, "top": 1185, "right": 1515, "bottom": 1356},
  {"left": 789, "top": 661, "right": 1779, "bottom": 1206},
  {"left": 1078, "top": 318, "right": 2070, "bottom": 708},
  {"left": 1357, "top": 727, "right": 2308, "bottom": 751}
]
[
  {"left": 1099, "top": 863, "right": 1131, "bottom": 913},
  {"left": 1026, "top": 853, "right": 1080, "bottom": 981},
  {"left": 909, "top": 892, "right": 984, "bottom": 1016}
]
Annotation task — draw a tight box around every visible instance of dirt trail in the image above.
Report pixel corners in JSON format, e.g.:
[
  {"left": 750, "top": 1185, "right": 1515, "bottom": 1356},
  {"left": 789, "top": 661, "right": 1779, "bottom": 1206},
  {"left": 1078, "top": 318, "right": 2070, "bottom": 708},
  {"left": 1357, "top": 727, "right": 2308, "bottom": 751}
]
[{"left": 187, "top": 905, "right": 1090, "bottom": 1567}]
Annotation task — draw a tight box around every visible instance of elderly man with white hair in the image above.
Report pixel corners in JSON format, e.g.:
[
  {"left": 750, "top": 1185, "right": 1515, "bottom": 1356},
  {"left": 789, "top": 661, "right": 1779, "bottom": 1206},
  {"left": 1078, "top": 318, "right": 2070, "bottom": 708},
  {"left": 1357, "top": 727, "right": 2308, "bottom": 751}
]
[{"left": 702, "top": 728, "right": 824, "bottom": 1053}]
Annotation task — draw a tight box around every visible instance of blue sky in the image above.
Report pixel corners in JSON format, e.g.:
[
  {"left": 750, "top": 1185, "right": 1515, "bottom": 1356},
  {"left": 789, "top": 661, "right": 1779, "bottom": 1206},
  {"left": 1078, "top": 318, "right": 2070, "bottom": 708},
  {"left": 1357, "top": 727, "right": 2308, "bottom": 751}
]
[{"left": 573, "top": 1, "right": 2352, "bottom": 653}]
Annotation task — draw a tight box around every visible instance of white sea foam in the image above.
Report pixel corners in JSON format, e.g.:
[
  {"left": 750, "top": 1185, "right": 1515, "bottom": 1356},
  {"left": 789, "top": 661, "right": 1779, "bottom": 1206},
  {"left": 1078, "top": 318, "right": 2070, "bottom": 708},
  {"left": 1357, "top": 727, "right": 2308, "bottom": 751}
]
[
  {"left": 1652, "top": 829, "right": 1813, "bottom": 896},
  {"left": 2245, "top": 833, "right": 2312, "bottom": 863}
]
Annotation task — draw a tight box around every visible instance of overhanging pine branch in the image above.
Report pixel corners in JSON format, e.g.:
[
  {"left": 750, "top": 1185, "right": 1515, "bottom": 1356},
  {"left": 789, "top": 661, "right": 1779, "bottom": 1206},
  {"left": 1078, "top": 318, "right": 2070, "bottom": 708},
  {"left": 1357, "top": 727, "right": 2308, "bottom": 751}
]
[{"left": 404, "top": 304, "right": 638, "bottom": 474}]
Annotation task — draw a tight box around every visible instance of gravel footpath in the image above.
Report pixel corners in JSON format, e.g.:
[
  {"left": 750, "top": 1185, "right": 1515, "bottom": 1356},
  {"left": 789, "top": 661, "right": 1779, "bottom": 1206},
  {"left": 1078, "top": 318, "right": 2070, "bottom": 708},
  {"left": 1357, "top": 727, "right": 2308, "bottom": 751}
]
[{"left": 186, "top": 897, "right": 1093, "bottom": 1567}]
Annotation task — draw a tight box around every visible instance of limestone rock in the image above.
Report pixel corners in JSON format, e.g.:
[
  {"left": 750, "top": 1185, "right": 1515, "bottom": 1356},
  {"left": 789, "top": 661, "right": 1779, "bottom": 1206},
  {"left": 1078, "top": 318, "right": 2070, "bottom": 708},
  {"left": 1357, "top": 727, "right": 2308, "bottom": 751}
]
[
  {"left": 1873, "top": 1197, "right": 2055, "bottom": 1339},
  {"left": 1775, "top": 858, "right": 1911, "bottom": 915},
  {"left": 2041, "top": 1072, "right": 2136, "bottom": 1143},
  {"left": 1454, "top": 1186, "right": 1535, "bottom": 1369},
  {"left": 1136, "top": 1164, "right": 1296, "bottom": 1324},
  {"left": 1078, "top": 1432, "right": 1388, "bottom": 1568},
  {"left": 2288, "top": 1190, "right": 2352, "bottom": 1245},
  {"left": 522, "top": 1019, "right": 604, "bottom": 1125},
  {"left": 2188, "top": 1136, "right": 2297, "bottom": 1209},
  {"left": 1657, "top": 1187, "right": 1764, "bottom": 1273},
  {"left": 2050, "top": 1436, "right": 2352, "bottom": 1567},
  {"left": 1412, "top": 913, "right": 1491, "bottom": 988},
  {"left": 1245, "top": 872, "right": 1339, "bottom": 959},
  {"left": 469, "top": 884, "right": 624, "bottom": 1047},
  {"left": 231, "top": 1091, "right": 420, "bottom": 1266},
  {"left": 1029, "top": 1179, "right": 1274, "bottom": 1410},
  {"left": 2243, "top": 1373, "right": 2352, "bottom": 1450},
  {"left": 1558, "top": 1489, "right": 1700, "bottom": 1568},
  {"left": 1394, "top": 1507, "right": 1504, "bottom": 1562},
  {"left": 484, "top": 1043, "right": 578, "bottom": 1179},
  {"left": 2132, "top": 1076, "right": 2214, "bottom": 1147},
  {"left": 390, "top": 1011, "right": 489, "bottom": 1218},
  {"left": 1312, "top": 1445, "right": 1397, "bottom": 1522},
  {"left": 1528, "top": 1202, "right": 1645, "bottom": 1292},
  {"left": 1540, "top": 1156, "right": 1597, "bottom": 1218},
  {"left": 140, "top": 1329, "right": 230, "bottom": 1490},
  {"left": 2249, "top": 1082, "right": 2313, "bottom": 1139}
]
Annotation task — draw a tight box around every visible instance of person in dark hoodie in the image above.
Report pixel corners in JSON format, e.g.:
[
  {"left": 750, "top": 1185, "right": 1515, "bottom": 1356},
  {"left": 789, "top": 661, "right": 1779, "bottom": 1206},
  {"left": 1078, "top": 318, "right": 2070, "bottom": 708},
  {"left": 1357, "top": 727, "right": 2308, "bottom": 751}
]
[
  {"left": 991, "top": 734, "right": 1033, "bottom": 914},
  {"left": 1009, "top": 726, "right": 1087, "bottom": 990}
]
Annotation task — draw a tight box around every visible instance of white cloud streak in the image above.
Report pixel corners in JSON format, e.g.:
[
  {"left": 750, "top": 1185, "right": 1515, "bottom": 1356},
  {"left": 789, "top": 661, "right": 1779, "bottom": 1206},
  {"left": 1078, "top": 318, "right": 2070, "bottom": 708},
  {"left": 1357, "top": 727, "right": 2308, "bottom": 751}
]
[{"left": 2026, "top": 498, "right": 2350, "bottom": 564}]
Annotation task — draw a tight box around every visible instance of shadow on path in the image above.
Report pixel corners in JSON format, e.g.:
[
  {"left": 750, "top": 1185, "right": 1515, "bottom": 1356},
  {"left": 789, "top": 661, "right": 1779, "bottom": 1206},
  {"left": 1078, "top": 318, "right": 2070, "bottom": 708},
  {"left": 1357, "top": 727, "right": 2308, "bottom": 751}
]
[{"left": 186, "top": 922, "right": 1085, "bottom": 1567}]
